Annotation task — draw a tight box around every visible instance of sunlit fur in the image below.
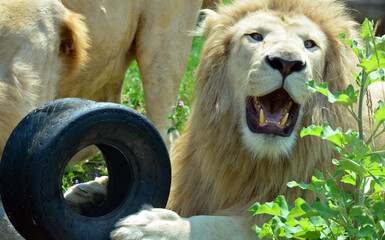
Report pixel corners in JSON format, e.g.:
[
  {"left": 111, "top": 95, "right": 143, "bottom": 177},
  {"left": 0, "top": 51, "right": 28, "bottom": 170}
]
[
  {"left": 167, "top": 0, "right": 360, "bottom": 223},
  {"left": 0, "top": 0, "right": 89, "bottom": 155},
  {"left": 0, "top": 1, "right": 89, "bottom": 238}
]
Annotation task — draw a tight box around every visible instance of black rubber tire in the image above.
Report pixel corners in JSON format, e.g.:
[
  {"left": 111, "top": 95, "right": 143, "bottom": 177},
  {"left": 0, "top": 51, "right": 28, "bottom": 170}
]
[{"left": 0, "top": 98, "right": 171, "bottom": 240}]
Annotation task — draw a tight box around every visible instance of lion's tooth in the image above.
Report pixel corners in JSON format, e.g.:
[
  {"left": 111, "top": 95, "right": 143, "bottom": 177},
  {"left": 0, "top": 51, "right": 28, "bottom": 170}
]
[
  {"left": 283, "top": 101, "right": 293, "bottom": 114},
  {"left": 287, "top": 101, "right": 293, "bottom": 111},
  {"left": 281, "top": 113, "right": 289, "bottom": 126},
  {"left": 260, "top": 109, "right": 265, "bottom": 124},
  {"left": 253, "top": 97, "right": 262, "bottom": 110}
]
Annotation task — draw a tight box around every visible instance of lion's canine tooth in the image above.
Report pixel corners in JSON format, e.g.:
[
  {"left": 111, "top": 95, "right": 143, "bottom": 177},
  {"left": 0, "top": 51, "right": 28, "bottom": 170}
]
[
  {"left": 281, "top": 113, "right": 289, "bottom": 126},
  {"left": 253, "top": 97, "right": 262, "bottom": 110},
  {"left": 287, "top": 101, "right": 293, "bottom": 110},
  {"left": 259, "top": 109, "right": 265, "bottom": 124},
  {"left": 283, "top": 101, "right": 293, "bottom": 113}
]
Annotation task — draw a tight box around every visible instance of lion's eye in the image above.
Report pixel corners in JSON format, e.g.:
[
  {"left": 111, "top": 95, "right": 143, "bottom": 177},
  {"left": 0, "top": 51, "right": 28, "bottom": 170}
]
[
  {"left": 304, "top": 40, "right": 316, "bottom": 49},
  {"left": 248, "top": 33, "right": 263, "bottom": 42}
]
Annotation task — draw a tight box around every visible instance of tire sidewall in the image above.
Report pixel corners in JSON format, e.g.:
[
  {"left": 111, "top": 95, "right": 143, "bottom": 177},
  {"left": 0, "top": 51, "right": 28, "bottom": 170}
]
[{"left": 1, "top": 100, "right": 171, "bottom": 240}]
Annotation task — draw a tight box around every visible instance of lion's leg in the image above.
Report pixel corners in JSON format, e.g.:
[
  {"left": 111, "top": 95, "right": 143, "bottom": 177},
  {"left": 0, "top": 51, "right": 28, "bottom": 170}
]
[
  {"left": 134, "top": 0, "right": 202, "bottom": 149},
  {"left": 64, "top": 176, "right": 108, "bottom": 213},
  {"left": 111, "top": 206, "right": 257, "bottom": 240}
]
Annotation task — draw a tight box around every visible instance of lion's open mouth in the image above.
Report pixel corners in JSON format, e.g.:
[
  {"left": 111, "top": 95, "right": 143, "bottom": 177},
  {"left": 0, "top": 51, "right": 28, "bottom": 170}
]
[{"left": 246, "top": 88, "right": 300, "bottom": 137}]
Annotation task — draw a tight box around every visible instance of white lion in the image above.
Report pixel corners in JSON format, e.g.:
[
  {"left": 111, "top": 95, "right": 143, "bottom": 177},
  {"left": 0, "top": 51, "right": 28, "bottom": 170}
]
[
  {"left": 110, "top": 0, "right": 385, "bottom": 239},
  {"left": 0, "top": 0, "right": 209, "bottom": 238}
]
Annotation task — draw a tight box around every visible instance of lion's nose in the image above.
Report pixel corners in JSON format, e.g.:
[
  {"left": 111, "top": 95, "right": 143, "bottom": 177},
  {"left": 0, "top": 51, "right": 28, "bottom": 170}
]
[{"left": 265, "top": 56, "right": 306, "bottom": 79}]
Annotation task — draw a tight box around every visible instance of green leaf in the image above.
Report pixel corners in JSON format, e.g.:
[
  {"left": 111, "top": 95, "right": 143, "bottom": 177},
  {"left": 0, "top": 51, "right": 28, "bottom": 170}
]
[
  {"left": 324, "top": 178, "right": 338, "bottom": 199},
  {"left": 343, "top": 129, "right": 360, "bottom": 146},
  {"left": 337, "top": 159, "right": 367, "bottom": 177},
  {"left": 340, "top": 33, "right": 364, "bottom": 59},
  {"left": 301, "top": 124, "right": 322, "bottom": 138},
  {"left": 319, "top": 123, "right": 344, "bottom": 147},
  {"left": 354, "top": 72, "right": 362, "bottom": 86},
  {"left": 167, "top": 127, "right": 176, "bottom": 134},
  {"left": 287, "top": 181, "right": 298, "bottom": 188},
  {"left": 358, "top": 51, "right": 385, "bottom": 74},
  {"left": 301, "top": 122, "right": 345, "bottom": 147},
  {"left": 360, "top": 18, "right": 373, "bottom": 42},
  {"left": 251, "top": 224, "right": 263, "bottom": 236},
  {"left": 307, "top": 216, "right": 327, "bottom": 227},
  {"left": 375, "top": 35, "right": 385, "bottom": 52},
  {"left": 338, "top": 191, "right": 354, "bottom": 210},
  {"left": 310, "top": 201, "right": 339, "bottom": 219},
  {"left": 268, "top": 216, "right": 299, "bottom": 238},
  {"left": 299, "top": 203, "right": 321, "bottom": 218},
  {"left": 306, "top": 81, "right": 340, "bottom": 103},
  {"left": 288, "top": 198, "right": 307, "bottom": 217},
  {"left": 314, "top": 169, "right": 325, "bottom": 181},
  {"left": 305, "top": 80, "right": 358, "bottom": 108},
  {"left": 341, "top": 174, "right": 356, "bottom": 185},
  {"left": 366, "top": 170, "right": 385, "bottom": 191},
  {"left": 349, "top": 206, "right": 371, "bottom": 225},
  {"left": 372, "top": 202, "right": 385, "bottom": 217},
  {"left": 249, "top": 196, "right": 291, "bottom": 217},
  {"left": 357, "top": 225, "right": 377, "bottom": 238},
  {"left": 374, "top": 100, "right": 385, "bottom": 125},
  {"left": 365, "top": 68, "right": 385, "bottom": 88},
  {"left": 341, "top": 84, "right": 359, "bottom": 105},
  {"left": 269, "top": 217, "right": 286, "bottom": 237},
  {"left": 298, "top": 181, "right": 324, "bottom": 193},
  {"left": 378, "top": 220, "right": 385, "bottom": 233},
  {"left": 293, "top": 230, "right": 321, "bottom": 239}
]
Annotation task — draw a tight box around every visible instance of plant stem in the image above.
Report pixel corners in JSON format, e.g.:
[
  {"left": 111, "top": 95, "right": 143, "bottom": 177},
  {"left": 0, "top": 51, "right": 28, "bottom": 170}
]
[
  {"left": 326, "top": 219, "right": 337, "bottom": 240},
  {"left": 331, "top": 217, "right": 348, "bottom": 230},
  {"left": 358, "top": 70, "right": 368, "bottom": 141},
  {"left": 348, "top": 106, "right": 359, "bottom": 123},
  {"left": 365, "top": 122, "right": 382, "bottom": 145},
  {"left": 370, "top": 23, "right": 380, "bottom": 66}
]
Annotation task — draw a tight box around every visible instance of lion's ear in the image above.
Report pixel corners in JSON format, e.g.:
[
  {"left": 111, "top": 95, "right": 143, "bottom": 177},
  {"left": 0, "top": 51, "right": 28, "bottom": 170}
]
[
  {"left": 59, "top": 10, "right": 89, "bottom": 75},
  {"left": 196, "top": 9, "right": 220, "bottom": 37}
]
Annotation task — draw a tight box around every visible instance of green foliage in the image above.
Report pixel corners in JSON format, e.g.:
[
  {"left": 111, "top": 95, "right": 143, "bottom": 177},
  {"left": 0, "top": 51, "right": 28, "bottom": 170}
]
[
  {"left": 121, "top": 61, "right": 146, "bottom": 114},
  {"left": 167, "top": 101, "right": 191, "bottom": 134},
  {"left": 250, "top": 19, "right": 385, "bottom": 240},
  {"left": 306, "top": 81, "right": 359, "bottom": 108},
  {"left": 62, "top": 153, "right": 108, "bottom": 193}
]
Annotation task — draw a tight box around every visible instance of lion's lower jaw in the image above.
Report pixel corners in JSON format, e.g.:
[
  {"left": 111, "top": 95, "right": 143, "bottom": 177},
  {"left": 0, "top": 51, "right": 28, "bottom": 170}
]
[{"left": 240, "top": 122, "right": 301, "bottom": 161}]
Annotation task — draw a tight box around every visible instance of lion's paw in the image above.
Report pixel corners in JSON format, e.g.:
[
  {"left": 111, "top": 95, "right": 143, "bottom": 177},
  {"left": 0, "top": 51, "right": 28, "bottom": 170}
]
[
  {"left": 110, "top": 205, "right": 190, "bottom": 240},
  {"left": 64, "top": 176, "right": 108, "bottom": 213}
]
